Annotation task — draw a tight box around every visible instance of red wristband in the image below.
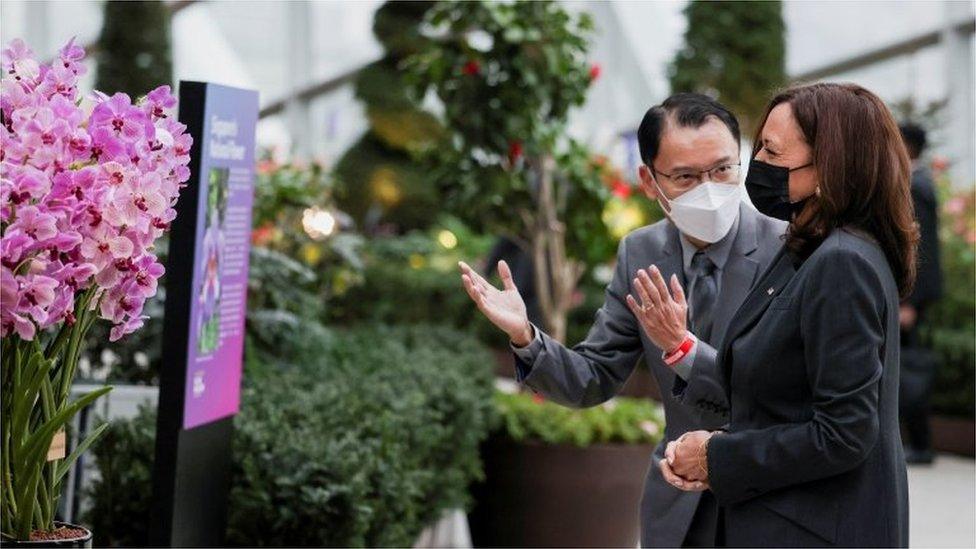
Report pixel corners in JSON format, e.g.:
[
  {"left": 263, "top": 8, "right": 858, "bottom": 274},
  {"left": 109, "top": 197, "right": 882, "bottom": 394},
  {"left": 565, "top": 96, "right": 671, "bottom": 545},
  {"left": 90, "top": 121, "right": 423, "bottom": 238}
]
[{"left": 663, "top": 333, "right": 695, "bottom": 366}]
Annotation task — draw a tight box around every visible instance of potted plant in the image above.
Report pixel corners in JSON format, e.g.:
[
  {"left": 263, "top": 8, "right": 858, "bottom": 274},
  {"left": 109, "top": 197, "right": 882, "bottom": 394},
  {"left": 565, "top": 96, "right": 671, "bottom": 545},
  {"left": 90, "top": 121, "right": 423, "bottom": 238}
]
[
  {"left": 468, "top": 389, "right": 664, "bottom": 548},
  {"left": 0, "top": 38, "right": 190, "bottom": 545}
]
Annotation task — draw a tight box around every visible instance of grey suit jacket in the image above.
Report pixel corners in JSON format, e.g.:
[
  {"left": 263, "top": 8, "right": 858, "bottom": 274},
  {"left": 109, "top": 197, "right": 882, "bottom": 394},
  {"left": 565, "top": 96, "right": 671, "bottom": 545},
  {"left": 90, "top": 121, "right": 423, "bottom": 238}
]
[{"left": 512, "top": 203, "right": 787, "bottom": 547}]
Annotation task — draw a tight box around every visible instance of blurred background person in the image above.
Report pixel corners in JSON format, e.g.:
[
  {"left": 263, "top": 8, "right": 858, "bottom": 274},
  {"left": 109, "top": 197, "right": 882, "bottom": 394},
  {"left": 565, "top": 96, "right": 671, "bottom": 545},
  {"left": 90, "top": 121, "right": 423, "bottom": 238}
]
[{"left": 898, "top": 122, "right": 944, "bottom": 465}]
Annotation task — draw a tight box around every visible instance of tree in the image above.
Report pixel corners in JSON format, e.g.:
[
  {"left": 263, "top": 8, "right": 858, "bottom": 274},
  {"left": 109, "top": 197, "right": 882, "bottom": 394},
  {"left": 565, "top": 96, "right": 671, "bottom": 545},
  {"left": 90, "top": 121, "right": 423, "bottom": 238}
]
[
  {"left": 670, "top": 0, "right": 786, "bottom": 134},
  {"left": 95, "top": 1, "right": 173, "bottom": 98},
  {"left": 406, "top": 1, "right": 616, "bottom": 342},
  {"left": 334, "top": 1, "right": 446, "bottom": 232}
]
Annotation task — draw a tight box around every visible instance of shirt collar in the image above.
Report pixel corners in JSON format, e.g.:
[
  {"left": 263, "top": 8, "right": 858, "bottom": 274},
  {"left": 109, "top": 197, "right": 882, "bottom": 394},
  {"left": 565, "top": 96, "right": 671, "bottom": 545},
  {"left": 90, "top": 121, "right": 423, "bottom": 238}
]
[{"left": 678, "top": 212, "right": 741, "bottom": 272}]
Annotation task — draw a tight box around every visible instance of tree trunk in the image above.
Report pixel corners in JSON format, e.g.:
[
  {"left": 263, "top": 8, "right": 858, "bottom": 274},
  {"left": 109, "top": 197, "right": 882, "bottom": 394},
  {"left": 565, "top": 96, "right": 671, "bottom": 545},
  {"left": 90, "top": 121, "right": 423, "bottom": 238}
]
[{"left": 528, "top": 155, "right": 584, "bottom": 344}]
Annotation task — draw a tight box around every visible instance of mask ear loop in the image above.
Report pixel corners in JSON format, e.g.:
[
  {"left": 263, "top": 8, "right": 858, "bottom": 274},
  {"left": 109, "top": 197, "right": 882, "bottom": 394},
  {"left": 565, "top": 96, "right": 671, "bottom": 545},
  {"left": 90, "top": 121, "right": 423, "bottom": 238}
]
[
  {"left": 788, "top": 162, "right": 817, "bottom": 202},
  {"left": 651, "top": 169, "right": 673, "bottom": 211},
  {"left": 650, "top": 171, "right": 673, "bottom": 212}
]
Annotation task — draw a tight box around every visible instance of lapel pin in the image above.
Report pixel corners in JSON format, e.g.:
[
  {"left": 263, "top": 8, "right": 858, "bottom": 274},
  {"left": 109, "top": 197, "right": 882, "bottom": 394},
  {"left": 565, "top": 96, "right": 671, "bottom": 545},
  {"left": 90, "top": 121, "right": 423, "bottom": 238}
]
[{"left": 766, "top": 287, "right": 775, "bottom": 295}]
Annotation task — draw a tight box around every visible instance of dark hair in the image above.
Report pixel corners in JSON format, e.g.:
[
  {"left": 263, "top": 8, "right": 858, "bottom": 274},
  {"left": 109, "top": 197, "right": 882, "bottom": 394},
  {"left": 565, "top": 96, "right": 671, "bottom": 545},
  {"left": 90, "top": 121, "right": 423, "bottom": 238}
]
[
  {"left": 898, "top": 123, "right": 927, "bottom": 160},
  {"left": 753, "top": 83, "right": 919, "bottom": 297},
  {"left": 637, "top": 92, "right": 741, "bottom": 165}
]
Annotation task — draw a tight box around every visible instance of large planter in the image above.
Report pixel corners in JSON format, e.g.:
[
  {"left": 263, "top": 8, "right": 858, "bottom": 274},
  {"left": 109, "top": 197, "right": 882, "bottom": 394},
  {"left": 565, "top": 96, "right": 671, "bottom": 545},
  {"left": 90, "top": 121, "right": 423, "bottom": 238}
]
[
  {"left": 0, "top": 522, "right": 93, "bottom": 548},
  {"left": 931, "top": 415, "right": 976, "bottom": 456},
  {"left": 468, "top": 435, "right": 655, "bottom": 547}
]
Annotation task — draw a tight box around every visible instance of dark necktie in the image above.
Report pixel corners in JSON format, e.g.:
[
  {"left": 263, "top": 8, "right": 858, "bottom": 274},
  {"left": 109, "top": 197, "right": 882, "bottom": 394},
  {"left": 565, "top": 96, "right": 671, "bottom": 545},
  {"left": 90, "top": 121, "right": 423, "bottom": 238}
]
[{"left": 689, "top": 251, "right": 718, "bottom": 344}]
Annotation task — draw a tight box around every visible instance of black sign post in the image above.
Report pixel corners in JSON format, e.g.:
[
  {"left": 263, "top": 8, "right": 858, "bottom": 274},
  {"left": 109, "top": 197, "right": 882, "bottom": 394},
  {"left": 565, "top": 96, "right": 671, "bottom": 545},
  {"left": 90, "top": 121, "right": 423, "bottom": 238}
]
[{"left": 150, "top": 81, "right": 259, "bottom": 547}]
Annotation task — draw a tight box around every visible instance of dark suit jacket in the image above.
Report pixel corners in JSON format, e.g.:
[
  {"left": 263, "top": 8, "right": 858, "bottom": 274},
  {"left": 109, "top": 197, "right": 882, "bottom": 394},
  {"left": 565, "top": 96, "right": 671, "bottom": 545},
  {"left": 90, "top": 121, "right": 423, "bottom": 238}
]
[
  {"left": 513, "top": 204, "right": 786, "bottom": 547},
  {"left": 679, "top": 227, "right": 909, "bottom": 547},
  {"left": 907, "top": 166, "right": 942, "bottom": 309}
]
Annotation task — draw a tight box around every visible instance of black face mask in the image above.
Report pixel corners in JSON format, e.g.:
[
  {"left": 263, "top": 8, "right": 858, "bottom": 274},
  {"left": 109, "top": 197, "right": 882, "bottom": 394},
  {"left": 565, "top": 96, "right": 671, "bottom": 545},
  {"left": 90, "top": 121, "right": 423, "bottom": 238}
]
[{"left": 744, "top": 159, "right": 813, "bottom": 221}]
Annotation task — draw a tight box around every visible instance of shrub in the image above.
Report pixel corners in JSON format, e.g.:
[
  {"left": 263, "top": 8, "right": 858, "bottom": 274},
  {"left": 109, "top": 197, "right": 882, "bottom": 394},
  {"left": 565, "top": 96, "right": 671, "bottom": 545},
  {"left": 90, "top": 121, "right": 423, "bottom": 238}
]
[
  {"left": 328, "top": 226, "right": 619, "bottom": 351},
  {"left": 326, "top": 227, "right": 508, "bottom": 348},
  {"left": 924, "top": 186, "right": 976, "bottom": 418},
  {"left": 493, "top": 390, "right": 664, "bottom": 447},
  {"left": 83, "top": 324, "right": 496, "bottom": 546},
  {"left": 83, "top": 404, "right": 157, "bottom": 547}
]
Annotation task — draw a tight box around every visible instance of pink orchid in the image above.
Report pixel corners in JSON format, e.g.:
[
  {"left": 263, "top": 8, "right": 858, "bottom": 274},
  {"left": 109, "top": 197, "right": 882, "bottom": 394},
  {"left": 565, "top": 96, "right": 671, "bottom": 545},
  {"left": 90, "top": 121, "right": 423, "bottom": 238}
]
[
  {"left": 46, "top": 261, "right": 96, "bottom": 290},
  {"left": 109, "top": 315, "right": 145, "bottom": 342},
  {"left": 130, "top": 255, "right": 165, "bottom": 298},
  {"left": 88, "top": 126, "right": 128, "bottom": 163},
  {"left": 144, "top": 85, "right": 177, "bottom": 120},
  {"left": 20, "top": 274, "right": 59, "bottom": 323},
  {"left": 24, "top": 106, "right": 73, "bottom": 148},
  {"left": 11, "top": 166, "right": 51, "bottom": 201},
  {"left": 0, "top": 230, "right": 33, "bottom": 269},
  {"left": 0, "top": 267, "right": 18, "bottom": 305},
  {"left": 79, "top": 224, "right": 134, "bottom": 269},
  {"left": 37, "top": 61, "right": 79, "bottom": 100},
  {"left": 90, "top": 92, "right": 152, "bottom": 144},
  {"left": 1, "top": 39, "right": 34, "bottom": 72},
  {"left": 56, "top": 37, "right": 86, "bottom": 76},
  {"left": 1, "top": 38, "right": 190, "bottom": 340},
  {"left": 11, "top": 205, "right": 58, "bottom": 241}
]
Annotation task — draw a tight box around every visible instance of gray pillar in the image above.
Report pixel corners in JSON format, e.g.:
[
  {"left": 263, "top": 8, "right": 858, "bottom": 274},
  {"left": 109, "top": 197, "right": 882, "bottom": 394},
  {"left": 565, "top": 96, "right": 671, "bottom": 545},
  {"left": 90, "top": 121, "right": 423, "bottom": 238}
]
[
  {"left": 286, "top": 0, "right": 312, "bottom": 158},
  {"left": 24, "top": 0, "right": 49, "bottom": 56},
  {"left": 942, "top": 1, "right": 975, "bottom": 186}
]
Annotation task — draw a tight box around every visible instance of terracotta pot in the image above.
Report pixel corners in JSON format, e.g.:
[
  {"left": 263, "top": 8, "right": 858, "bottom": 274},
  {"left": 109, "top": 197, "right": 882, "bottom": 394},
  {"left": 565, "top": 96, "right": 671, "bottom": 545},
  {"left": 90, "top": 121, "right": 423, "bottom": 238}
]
[
  {"left": 468, "top": 436, "right": 655, "bottom": 547},
  {"left": 930, "top": 415, "right": 976, "bottom": 456},
  {"left": 0, "top": 522, "right": 93, "bottom": 548},
  {"left": 492, "top": 347, "right": 516, "bottom": 378}
]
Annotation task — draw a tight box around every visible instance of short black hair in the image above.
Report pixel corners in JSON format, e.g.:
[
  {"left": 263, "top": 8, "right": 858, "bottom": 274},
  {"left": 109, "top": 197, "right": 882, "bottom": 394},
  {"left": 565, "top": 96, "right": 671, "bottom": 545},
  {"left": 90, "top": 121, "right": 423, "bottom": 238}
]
[
  {"left": 637, "top": 92, "right": 740, "bottom": 166},
  {"left": 899, "top": 122, "right": 927, "bottom": 160}
]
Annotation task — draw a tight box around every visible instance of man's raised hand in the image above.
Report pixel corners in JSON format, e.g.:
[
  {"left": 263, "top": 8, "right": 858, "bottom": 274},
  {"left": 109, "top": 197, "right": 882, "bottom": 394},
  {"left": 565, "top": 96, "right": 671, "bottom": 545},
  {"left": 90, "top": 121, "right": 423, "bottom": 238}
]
[
  {"left": 625, "top": 265, "right": 689, "bottom": 353},
  {"left": 458, "top": 260, "right": 533, "bottom": 346}
]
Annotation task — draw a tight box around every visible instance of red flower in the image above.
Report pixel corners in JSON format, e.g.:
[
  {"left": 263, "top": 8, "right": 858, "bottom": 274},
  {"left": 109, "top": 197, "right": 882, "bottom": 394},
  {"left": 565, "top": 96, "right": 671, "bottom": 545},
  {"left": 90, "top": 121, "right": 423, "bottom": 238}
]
[
  {"left": 462, "top": 60, "right": 481, "bottom": 76},
  {"left": 612, "top": 179, "right": 631, "bottom": 199},
  {"left": 256, "top": 159, "right": 278, "bottom": 175},
  {"left": 508, "top": 140, "right": 523, "bottom": 163},
  {"left": 251, "top": 224, "right": 274, "bottom": 246},
  {"left": 532, "top": 392, "right": 545, "bottom": 404},
  {"left": 589, "top": 63, "right": 602, "bottom": 82}
]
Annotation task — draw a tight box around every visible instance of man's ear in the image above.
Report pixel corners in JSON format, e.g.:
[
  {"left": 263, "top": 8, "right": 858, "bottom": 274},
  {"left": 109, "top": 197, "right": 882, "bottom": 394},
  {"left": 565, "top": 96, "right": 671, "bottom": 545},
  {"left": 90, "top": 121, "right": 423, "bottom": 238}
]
[{"left": 637, "top": 164, "right": 658, "bottom": 200}]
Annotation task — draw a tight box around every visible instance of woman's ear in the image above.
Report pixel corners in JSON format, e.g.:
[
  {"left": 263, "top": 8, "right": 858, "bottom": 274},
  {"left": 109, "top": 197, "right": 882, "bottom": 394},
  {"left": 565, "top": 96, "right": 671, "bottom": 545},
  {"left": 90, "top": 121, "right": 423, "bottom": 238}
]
[{"left": 637, "top": 165, "right": 658, "bottom": 200}]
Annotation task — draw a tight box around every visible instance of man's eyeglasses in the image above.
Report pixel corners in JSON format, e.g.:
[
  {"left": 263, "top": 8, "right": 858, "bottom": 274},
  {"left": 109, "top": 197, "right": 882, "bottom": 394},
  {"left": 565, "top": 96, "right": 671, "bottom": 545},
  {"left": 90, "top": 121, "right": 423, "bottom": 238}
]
[{"left": 651, "top": 162, "right": 742, "bottom": 187}]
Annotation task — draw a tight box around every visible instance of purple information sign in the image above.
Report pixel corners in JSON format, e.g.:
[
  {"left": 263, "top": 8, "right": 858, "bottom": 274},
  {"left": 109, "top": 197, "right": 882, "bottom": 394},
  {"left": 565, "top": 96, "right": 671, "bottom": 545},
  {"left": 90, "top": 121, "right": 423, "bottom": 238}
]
[{"left": 181, "top": 83, "right": 258, "bottom": 429}]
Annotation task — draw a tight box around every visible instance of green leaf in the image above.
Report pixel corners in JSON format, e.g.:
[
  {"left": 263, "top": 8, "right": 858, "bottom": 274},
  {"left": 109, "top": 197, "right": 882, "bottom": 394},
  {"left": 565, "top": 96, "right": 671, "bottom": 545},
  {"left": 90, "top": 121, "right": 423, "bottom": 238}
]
[
  {"left": 11, "top": 352, "right": 52, "bottom": 439},
  {"left": 19, "top": 386, "right": 112, "bottom": 475},
  {"left": 54, "top": 422, "right": 110, "bottom": 487}
]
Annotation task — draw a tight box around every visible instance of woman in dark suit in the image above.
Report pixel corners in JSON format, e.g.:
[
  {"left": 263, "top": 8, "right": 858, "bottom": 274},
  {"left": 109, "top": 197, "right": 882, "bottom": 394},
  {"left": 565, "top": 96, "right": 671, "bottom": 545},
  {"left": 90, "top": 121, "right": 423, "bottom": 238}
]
[{"left": 656, "top": 83, "right": 918, "bottom": 547}]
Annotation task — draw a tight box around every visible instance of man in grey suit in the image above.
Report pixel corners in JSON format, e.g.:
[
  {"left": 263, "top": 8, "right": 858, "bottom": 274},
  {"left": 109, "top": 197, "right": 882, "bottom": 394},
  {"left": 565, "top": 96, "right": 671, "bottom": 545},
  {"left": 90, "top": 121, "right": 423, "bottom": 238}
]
[{"left": 458, "top": 93, "right": 786, "bottom": 547}]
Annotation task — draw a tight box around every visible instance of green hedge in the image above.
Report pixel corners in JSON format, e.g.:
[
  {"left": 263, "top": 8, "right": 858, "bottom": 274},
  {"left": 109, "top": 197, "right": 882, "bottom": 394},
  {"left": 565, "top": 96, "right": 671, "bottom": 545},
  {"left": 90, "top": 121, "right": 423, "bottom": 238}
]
[
  {"left": 82, "top": 403, "right": 156, "bottom": 546},
  {"left": 328, "top": 230, "right": 618, "bottom": 351},
  {"left": 494, "top": 390, "right": 665, "bottom": 447},
  {"left": 923, "top": 187, "right": 976, "bottom": 418},
  {"left": 83, "top": 324, "right": 496, "bottom": 547}
]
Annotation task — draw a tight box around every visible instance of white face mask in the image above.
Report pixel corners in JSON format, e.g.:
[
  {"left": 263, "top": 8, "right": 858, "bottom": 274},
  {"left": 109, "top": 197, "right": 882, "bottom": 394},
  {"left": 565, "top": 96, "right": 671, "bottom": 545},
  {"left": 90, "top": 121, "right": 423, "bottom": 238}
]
[{"left": 654, "top": 181, "right": 741, "bottom": 243}]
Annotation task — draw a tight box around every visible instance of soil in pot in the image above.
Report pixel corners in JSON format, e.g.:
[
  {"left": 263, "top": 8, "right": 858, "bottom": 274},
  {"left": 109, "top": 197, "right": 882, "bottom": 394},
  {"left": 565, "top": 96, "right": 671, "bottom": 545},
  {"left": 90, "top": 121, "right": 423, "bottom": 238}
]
[{"left": 1, "top": 522, "right": 93, "bottom": 548}]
